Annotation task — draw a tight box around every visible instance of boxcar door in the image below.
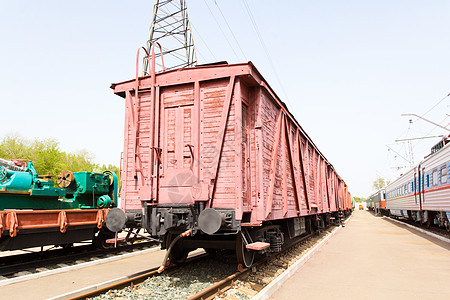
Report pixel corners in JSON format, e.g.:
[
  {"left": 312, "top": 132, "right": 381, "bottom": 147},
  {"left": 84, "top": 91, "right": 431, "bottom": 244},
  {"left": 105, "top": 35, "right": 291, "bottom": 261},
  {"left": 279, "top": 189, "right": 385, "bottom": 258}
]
[{"left": 159, "top": 100, "right": 196, "bottom": 204}]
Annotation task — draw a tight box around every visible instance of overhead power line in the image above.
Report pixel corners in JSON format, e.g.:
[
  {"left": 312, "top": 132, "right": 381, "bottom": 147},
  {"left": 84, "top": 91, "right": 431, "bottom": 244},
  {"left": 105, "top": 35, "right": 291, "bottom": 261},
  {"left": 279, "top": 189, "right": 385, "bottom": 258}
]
[
  {"left": 241, "top": 0, "right": 293, "bottom": 109},
  {"left": 421, "top": 92, "right": 450, "bottom": 118},
  {"left": 213, "top": 1, "right": 247, "bottom": 61},
  {"left": 203, "top": 0, "right": 240, "bottom": 61}
]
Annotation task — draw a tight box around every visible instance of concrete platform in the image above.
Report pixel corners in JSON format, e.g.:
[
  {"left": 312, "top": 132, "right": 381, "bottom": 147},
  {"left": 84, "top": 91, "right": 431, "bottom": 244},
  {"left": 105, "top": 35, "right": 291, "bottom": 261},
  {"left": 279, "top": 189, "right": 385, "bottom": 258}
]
[
  {"left": 0, "top": 248, "right": 166, "bottom": 300},
  {"left": 0, "top": 247, "right": 203, "bottom": 300},
  {"left": 270, "top": 210, "right": 450, "bottom": 300}
]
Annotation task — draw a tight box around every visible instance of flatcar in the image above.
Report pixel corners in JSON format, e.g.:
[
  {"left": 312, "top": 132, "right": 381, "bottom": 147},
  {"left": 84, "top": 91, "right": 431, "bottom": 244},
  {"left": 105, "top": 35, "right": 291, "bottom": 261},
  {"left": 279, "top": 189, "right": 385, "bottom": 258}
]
[
  {"left": 106, "top": 50, "right": 352, "bottom": 268},
  {"left": 0, "top": 158, "right": 117, "bottom": 251},
  {"left": 385, "top": 136, "right": 450, "bottom": 230}
]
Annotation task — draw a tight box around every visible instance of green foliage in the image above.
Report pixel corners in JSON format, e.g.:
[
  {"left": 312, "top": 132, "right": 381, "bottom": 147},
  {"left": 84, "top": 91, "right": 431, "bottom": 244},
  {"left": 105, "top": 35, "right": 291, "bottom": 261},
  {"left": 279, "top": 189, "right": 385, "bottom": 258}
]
[
  {"left": 29, "top": 138, "right": 64, "bottom": 175},
  {"left": 353, "top": 196, "right": 365, "bottom": 203},
  {"left": 0, "top": 135, "right": 29, "bottom": 159},
  {"left": 0, "top": 135, "right": 117, "bottom": 178},
  {"left": 62, "top": 150, "right": 97, "bottom": 173},
  {"left": 373, "top": 177, "right": 387, "bottom": 190}
]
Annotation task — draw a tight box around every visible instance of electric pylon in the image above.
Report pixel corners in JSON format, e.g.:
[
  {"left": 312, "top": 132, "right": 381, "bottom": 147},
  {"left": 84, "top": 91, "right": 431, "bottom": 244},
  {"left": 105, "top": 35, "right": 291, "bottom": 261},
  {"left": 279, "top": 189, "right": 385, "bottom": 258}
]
[{"left": 143, "top": 0, "right": 197, "bottom": 74}]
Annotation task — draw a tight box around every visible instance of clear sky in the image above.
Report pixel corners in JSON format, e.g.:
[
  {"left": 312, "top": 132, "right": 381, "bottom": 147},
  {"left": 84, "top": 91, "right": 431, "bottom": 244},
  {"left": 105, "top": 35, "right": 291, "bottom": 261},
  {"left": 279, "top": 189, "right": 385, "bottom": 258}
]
[{"left": 1, "top": 0, "right": 449, "bottom": 198}]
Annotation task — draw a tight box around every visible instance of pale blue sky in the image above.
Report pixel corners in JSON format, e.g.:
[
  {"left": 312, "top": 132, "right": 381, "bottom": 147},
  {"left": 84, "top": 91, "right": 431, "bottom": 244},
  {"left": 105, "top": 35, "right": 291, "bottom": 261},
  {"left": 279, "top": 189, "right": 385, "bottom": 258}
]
[{"left": 1, "top": 0, "right": 449, "bottom": 197}]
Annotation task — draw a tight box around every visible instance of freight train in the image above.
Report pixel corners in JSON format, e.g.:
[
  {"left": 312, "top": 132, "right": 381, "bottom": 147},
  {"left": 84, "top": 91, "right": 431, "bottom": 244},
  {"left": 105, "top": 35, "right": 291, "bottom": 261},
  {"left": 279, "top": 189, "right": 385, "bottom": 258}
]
[
  {"left": 0, "top": 158, "right": 117, "bottom": 251},
  {"left": 105, "top": 48, "right": 352, "bottom": 268},
  {"left": 370, "top": 136, "right": 450, "bottom": 230}
]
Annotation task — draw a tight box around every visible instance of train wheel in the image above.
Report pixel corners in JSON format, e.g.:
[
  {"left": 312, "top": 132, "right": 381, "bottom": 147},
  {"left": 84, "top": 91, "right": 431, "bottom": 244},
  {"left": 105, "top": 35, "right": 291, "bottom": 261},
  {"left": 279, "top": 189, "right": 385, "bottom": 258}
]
[{"left": 236, "top": 234, "right": 254, "bottom": 268}]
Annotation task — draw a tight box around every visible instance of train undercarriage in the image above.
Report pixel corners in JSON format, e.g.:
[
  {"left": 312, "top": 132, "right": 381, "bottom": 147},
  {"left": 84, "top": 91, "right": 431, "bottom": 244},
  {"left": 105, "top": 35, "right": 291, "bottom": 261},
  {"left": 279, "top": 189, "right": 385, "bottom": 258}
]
[
  {"left": 386, "top": 209, "right": 450, "bottom": 231},
  {"left": 107, "top": 206, "right": 351, "bottom": 268}
]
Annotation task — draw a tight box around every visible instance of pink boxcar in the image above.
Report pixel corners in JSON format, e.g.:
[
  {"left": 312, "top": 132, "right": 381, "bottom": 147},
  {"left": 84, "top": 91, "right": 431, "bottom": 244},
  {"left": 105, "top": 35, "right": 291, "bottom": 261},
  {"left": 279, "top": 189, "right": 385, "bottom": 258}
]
[{"left": 110, "top": 61, "right": 351, "bottom": 267}]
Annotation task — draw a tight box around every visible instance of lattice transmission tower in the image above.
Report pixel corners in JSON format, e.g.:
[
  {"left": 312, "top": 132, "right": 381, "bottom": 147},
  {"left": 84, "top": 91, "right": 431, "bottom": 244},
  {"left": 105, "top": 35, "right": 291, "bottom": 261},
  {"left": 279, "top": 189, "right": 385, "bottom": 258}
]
[{"left": 143, "top": 0, "right": 197, "bottom": 74}]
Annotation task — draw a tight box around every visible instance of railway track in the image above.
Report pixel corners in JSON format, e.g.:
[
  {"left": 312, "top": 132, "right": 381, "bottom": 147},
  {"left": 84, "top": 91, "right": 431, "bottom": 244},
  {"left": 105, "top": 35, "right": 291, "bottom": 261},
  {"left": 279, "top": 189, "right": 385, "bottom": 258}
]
[
  {"left": 188, "top": 230, "right": 332, "bottom": 300},
  {"left": 68, "top": 221, "right": 347, "bottom": 300},
  {"left": 0, "top": 240, "right": 156, "bottom": 282}
]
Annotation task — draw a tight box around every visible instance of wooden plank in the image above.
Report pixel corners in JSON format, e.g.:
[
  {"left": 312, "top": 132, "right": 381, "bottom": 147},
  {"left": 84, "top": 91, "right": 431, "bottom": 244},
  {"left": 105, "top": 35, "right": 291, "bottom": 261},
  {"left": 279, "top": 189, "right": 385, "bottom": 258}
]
[
  {"left": 234, "top": 78, "right": 243, "bottom": 219},
  {"left": 209, "top": 76, "right": 236, "bottom": 207},
  {"left": 255, "top": 89, "right": 266, "bottom": 222},
  {"left": 297, "top": 131, "right": 311, "bottom": 211},
  {"left": 151, "top": 86, "right": 160, "bottom": 201},
  {"left": 265, "top": 111, "right": 284, "bottom": 218},
  {"left": 281, "top": 117, "right": 288, "bottom": 217},
  {"left": 285, "top": 120, "right": 302, "bottom": 215},
  {"left": 194, "top": 81, "right": 200, "bottom": 181}
]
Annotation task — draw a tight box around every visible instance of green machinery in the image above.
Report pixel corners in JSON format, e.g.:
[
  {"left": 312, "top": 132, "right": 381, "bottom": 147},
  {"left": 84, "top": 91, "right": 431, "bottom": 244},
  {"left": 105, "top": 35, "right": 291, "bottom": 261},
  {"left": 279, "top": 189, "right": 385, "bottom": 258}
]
[{"left": 0, "top": 161, "right": 117, "bottom": 210}]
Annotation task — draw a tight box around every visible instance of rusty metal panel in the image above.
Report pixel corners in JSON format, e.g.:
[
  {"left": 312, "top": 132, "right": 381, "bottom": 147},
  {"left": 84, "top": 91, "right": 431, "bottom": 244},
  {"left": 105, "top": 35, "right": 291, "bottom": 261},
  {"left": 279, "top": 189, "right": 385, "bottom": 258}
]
[{"left": 0, "top": 209, "right": 109, "bottom": 237}]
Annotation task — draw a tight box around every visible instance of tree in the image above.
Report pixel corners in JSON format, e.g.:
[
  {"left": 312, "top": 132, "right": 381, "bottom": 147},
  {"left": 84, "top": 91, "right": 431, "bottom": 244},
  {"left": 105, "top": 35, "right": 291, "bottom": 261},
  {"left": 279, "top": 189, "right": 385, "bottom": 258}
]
[
  {"left": 373, "top": 177, "right": 387, "bottom": 190},
  {"left": 353, "top": 196, "right": 365, "bottom": 203},
  {"left": 0, "top": 135, "right": 118, "bottom": 179},
  {"left": 29, "top": 138, "right": 64, "bottom": 175},
  {"left": 62, "top": 150, "right": 97, "bottom": 173},
  {"left": 0, "top": 134, "right": 29, "bottom": 159}
]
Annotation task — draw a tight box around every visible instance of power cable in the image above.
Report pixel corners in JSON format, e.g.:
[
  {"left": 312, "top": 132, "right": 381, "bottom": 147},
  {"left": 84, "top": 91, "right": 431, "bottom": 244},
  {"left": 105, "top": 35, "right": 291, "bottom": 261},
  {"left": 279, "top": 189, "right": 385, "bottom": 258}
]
[
  {"left": 213, "top": 0, "right": 247, "bottom": 61},
  {"left": 419, "top": 92, "right": 450, "bottom": 119},
  {"left": 241, "top": 0, "right": 293, "bottom": 109},
  {"left": 203, "top": 0, "right": 240, "bottom": 61},
  {"left": 191, "top": 24, "right": 217, "bottom": 61}
]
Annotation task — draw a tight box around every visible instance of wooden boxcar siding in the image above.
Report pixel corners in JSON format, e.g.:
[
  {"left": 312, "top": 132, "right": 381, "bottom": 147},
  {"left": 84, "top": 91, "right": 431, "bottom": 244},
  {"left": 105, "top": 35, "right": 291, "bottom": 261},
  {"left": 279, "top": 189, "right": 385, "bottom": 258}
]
[
  {"left": 202, "top": 79, "right": 237, "bottom": 207},
  {"left": 121, "top": 89, "right": 153, "bottom": 211},
  {"left": 114, "top": 62, "right": 350, "bottom": 221},
  {"left": 256, "top": 88, "right": 343, "bottom": 221}
]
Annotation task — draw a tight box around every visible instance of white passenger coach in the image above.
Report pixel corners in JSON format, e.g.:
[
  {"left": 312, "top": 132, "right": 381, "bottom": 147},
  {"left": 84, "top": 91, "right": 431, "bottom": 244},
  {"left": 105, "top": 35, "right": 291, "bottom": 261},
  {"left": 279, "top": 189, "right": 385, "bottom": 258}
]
[{"left": 385, "top": 136, "right": 450, "bottom": 230}]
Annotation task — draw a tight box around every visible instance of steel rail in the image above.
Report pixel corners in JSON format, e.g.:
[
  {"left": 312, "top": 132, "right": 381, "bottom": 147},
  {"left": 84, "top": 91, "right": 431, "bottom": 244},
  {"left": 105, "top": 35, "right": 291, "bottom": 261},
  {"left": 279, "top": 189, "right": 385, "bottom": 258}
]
[
  {"left": 68, "top": 253, "right": 209, "bottom": 300},
  {"left": 66, "top": 221, "right": 343, "bottom": 300},
  {"left": 187, "top": 233, "right": 314, "bottom": 300},
  {"left": 0, "top": 240, "right": 155, "bottom": 278}
]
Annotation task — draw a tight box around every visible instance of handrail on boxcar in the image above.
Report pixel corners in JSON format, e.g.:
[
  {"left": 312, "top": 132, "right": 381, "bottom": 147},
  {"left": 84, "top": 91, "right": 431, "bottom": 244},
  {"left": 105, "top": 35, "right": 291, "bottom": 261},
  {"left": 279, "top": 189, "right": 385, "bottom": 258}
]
[{"left": 136, "top": 42, "right": 166, "bottom": 81}]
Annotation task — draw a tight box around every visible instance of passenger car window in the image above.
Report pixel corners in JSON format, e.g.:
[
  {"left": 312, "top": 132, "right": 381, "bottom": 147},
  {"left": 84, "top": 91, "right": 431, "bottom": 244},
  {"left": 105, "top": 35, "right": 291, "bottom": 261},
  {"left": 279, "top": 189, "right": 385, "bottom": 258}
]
[
  {"left": 432, "top": 170, "right": 438, "bottom": 186},
  {"left": 441, "top": 166, "right": 447, "bottom": 184}
]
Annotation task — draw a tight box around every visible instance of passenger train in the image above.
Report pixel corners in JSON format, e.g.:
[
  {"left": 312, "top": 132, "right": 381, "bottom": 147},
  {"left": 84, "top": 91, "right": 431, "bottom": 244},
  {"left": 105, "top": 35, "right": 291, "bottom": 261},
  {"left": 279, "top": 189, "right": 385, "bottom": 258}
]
[{"left": 373, "top": 136, "right": 450, "bottom": 230}]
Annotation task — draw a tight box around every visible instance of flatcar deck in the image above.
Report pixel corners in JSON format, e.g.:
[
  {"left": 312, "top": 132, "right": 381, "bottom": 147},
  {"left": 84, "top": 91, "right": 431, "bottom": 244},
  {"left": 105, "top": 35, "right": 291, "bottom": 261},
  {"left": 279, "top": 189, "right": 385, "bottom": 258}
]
[{"left": 269, "top": 210, "right": 450, "bottom": 299}]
